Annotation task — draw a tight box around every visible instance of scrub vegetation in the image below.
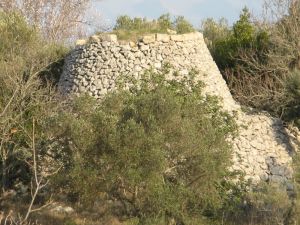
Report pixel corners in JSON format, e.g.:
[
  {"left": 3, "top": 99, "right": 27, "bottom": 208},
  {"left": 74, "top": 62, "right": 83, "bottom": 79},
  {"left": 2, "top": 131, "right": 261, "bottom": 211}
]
[{"left": 1, "top": 0, "right": 300, "bottom": 224}]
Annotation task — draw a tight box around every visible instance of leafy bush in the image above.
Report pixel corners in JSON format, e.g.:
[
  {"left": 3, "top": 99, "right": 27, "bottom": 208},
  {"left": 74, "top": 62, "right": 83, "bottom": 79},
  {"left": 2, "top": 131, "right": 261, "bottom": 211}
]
[
  {"left": 0, "top": 11, "right": 68, "bottom": 190},
  {"left": 203, "top": 3, "right": 300, "bottom": 123},
  {"left": 202, "top": 7, "right": 294, "bottom": 118},
  {"left": 204, "top": 7, "right": 269, "bottom": 70},
  {"left": 108, "top": 14, "right": 194, "bottom": 41},
  {"left": 281, "top": 69, "right": 300, "bottom": 126},
  {"left": 201, "top": 17, "right": 230, "bottom": 48},
  {"left": 54, "top": 70, "right": 237, "bottom": 223},
  {"left": 226, "top": 183, "right": 294, "bottom": 225},
  {"left": 174, "top": 16, "right": 194, "bottom": 34}
]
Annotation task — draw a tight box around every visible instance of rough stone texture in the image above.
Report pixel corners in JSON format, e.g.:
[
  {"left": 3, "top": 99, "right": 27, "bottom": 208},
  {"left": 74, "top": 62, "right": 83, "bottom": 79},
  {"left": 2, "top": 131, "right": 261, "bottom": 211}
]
[{"left": 59, "top": 32, "right": 300, "bottom": 186}]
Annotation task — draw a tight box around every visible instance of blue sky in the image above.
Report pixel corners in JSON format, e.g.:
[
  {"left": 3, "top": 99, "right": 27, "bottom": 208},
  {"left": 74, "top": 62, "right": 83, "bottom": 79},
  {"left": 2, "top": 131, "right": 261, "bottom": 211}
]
[{"left": 94, "top": 0, "right": 264, "bottom": 28}]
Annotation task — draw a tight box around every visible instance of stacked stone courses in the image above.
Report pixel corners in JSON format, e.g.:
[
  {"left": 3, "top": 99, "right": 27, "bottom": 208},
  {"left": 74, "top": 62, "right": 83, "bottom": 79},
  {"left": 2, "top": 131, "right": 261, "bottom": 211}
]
[{"left": 59, "top": 32, "right": 300, "bottom": 186}]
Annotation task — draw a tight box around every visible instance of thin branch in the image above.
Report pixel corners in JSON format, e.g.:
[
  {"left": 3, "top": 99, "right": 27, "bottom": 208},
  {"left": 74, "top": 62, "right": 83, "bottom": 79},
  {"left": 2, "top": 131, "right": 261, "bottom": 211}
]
[{"left": 0, "top": 86, "right": 19, "bottom": 118}]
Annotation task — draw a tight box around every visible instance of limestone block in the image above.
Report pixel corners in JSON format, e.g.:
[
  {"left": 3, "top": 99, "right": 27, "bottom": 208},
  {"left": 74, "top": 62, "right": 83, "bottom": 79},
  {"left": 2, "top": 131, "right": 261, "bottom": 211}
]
[
  {"left": 154, "top": 62, "right": 161, "bottom": 69},
  {"left": 156, "top": 33, "right": 170, "bottom": 42},
  {"left": 89, "top": 35, "right": 100, "bottom": 43},
  {"left": 101, "top": 41, "right": 111, "bottom": 47},
  {"left": 170, "top": 34, "right": 184, "bottom": 42},
  {"left": 129, "top": 41, "right": 136, "bottom": 47},
  {"left": 167, "top": 29, "right": 177, "bottom": 34},
  {"left": 182, "top": 33, "right": 196, "bottom": 41},
  {"left": 156, "top": 54, "right": 163, "bottom": 61},
  {"left": 75, "top": 39, "right": 87, "bottom": 46},
  {"left": 142, "top": 34, "right": 156, "bottom": 44},
  {"left": 140, "top": 45, "right": 150, "bottom": 51},
  {"left": 99, "top": 34, "right": 118, "bottom": 43}
]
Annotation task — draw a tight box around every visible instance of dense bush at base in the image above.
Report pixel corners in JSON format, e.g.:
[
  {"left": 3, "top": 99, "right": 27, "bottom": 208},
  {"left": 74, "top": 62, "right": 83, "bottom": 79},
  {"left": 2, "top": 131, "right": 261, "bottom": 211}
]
[{"left": 52, "top": 72, "right": 238, "bottom": 224}]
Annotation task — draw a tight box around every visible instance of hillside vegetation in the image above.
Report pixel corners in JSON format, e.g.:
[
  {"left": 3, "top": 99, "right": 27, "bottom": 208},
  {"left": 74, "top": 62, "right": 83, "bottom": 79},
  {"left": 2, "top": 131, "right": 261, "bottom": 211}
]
[
  {"left": 1, "top": 0, "right": 300, "bottom": 224},
  {"left": 201, "top": 3, "right": 300, "bottom": 126}
]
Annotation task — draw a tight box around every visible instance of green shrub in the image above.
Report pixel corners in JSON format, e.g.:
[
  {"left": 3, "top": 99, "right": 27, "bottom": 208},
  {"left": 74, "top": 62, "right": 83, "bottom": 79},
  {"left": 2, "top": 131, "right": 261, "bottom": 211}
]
[
  {"left": 239, "top": 184, "right": 293, "bottom": 225},
  {"left": 282, "top": 69, "right": 300, "bottom": 126},
  {"left": 54, "top": 70, "right": 237, "bottom": 223},
  {"left": 174, "top": 16, "right": 195, "bottom": 34},
  {"left": 0, "top": 11, "right": 68, "bottom": 190},
  {"left": 107, "top": 14, "right": 194, "bottom": 41},
  {"left": 201, "top": 17, "right": 231, "bottom": 47},
  {"left": 205, "top": 7, "right": 269, "bottom": 70}
]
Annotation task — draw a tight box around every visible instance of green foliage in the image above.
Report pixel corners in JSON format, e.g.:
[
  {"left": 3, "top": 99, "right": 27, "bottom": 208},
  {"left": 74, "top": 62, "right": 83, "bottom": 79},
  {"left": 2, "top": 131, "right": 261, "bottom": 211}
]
[
  {"left": 157, "top": 14, "right": 172, "bottom": 31},
  {"left": 174, "top": 16, "right": 195, "bottom": 34},
  {"left": 232, "top": 8, "right": 255, "bottom": 46},
  {"left": 0, "top": 11, "right": 68, "bottom": 190},
  {"left": 203, "top": 7, "right": 269, "bottom": 70},
  {"left": 54, "top": 70, "right": 237, "bottom": 223},
  {"left": 203, "top": 4, "right": 300, "bottom": 123},
  {"left": 202, "top": 7, "right": 287, "bottom": 118},
  {"left": 201, "top": 17, "right": 230, "bottom": 46},
  {"left": 224, "top": 183, "right": 294, "bottom": 225},
  {"left": 286, "top": 70, "right": 300, "bottom": 100},
  {"left": 283, "top": 70, "right": 300, "bottom": 126},
  {"left": 109, "top": 14, "right": 194, "bottom": 41}
]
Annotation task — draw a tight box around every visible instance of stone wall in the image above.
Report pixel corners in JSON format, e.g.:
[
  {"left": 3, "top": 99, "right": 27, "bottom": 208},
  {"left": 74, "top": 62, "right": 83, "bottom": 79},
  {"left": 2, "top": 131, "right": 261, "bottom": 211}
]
[{"left": 59, "top": 32, "right": 299, "bottom": 187}]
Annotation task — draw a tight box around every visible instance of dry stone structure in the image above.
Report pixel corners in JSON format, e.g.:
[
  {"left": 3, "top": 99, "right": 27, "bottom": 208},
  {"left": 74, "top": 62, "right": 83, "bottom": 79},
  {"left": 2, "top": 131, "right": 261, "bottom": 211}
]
[{"left": 59, "top": 32, "right": 300, "bottom": 187}]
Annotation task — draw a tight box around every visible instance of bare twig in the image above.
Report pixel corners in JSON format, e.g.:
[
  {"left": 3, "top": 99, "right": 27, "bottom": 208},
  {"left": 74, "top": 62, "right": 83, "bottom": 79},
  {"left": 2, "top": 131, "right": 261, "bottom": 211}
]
[
  {"left": 0, "top": 87, "right": 20, "bottom": 118},
  {"left": 22, "top": 118, "right": 60, "bottom": 222},
  {"left": 0, "top": 0, "right": 104, "bottom": 41}
]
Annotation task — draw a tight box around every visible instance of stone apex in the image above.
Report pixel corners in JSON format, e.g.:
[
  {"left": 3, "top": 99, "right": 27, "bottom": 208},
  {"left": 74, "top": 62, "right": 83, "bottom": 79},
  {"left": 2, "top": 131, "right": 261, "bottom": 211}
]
[
  {"left": 75, "top": 32, "right": 203, "bottom": 46},
  {"left": 75, "top": 39, "right": 87, "bottom": 46},
  {"left": 89, "top": 34, "right": 118, "bottom": 43}
]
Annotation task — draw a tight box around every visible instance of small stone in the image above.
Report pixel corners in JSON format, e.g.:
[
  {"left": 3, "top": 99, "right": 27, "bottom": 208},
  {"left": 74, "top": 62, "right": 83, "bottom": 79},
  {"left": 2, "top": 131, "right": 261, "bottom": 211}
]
[
  {"left": 154, "top": 62, "right": 161, "bottom": 69},
  {"left": 270, "top": 165, "right": 286, "bottom": 176},
  {"left": 286, "top": 182, "right": 294, "bottom": 191},
  {"left": 269, "top": 175, "right": 287, "bottom": 184},
  {"left": 78, "top": 86, "right": 85, "bottom": 93},
  {"left": 51, "top": 205, "right": 74, "bottom": 214},
  {"left": 156, "top": 54, "right": 163, "bottom": 61},
  {"left": 140, "top": 45, "right": 150, "bottom": 51},
  {"left": 259, "top": 172, "right": 269, "bottom": 181},
  {"left": 126, "top": 41, "right": 135, "bottom": 47},
  {"left": 101, "top": 41, "right": 111, "bottom": 47}
]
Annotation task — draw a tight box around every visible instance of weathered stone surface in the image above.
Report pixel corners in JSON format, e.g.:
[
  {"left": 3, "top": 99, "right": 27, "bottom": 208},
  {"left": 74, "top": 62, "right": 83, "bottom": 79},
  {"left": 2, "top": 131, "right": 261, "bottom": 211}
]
[
  {"left": 156, "top": 33, "right": 170, "bottom": 42},
  {"left": 140, "top": 45, "right": 150, "bottom": 51},
  {"left": 59, "top": 32, "right": 300, "bottom": 186},
  {"left": 183, "top": 33, "right": 198, "bottom": 41},
  {"left": 142, "top": 34, "right": 156, "bottom": 44},
  {"left": 75, "top": 39, "right": 87, "bottom": 46},
  {"left": 167, "top": 29, "right": 177, "bottom": 34},
  {"left": 99, "top": 34, "right": 118, "bottom": 43},
  {"left": 89, "top": 35, "right": 100, "bottom": 43},
  {"left": 170, "top": 34, "right": 184, "bottom": 42}
]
